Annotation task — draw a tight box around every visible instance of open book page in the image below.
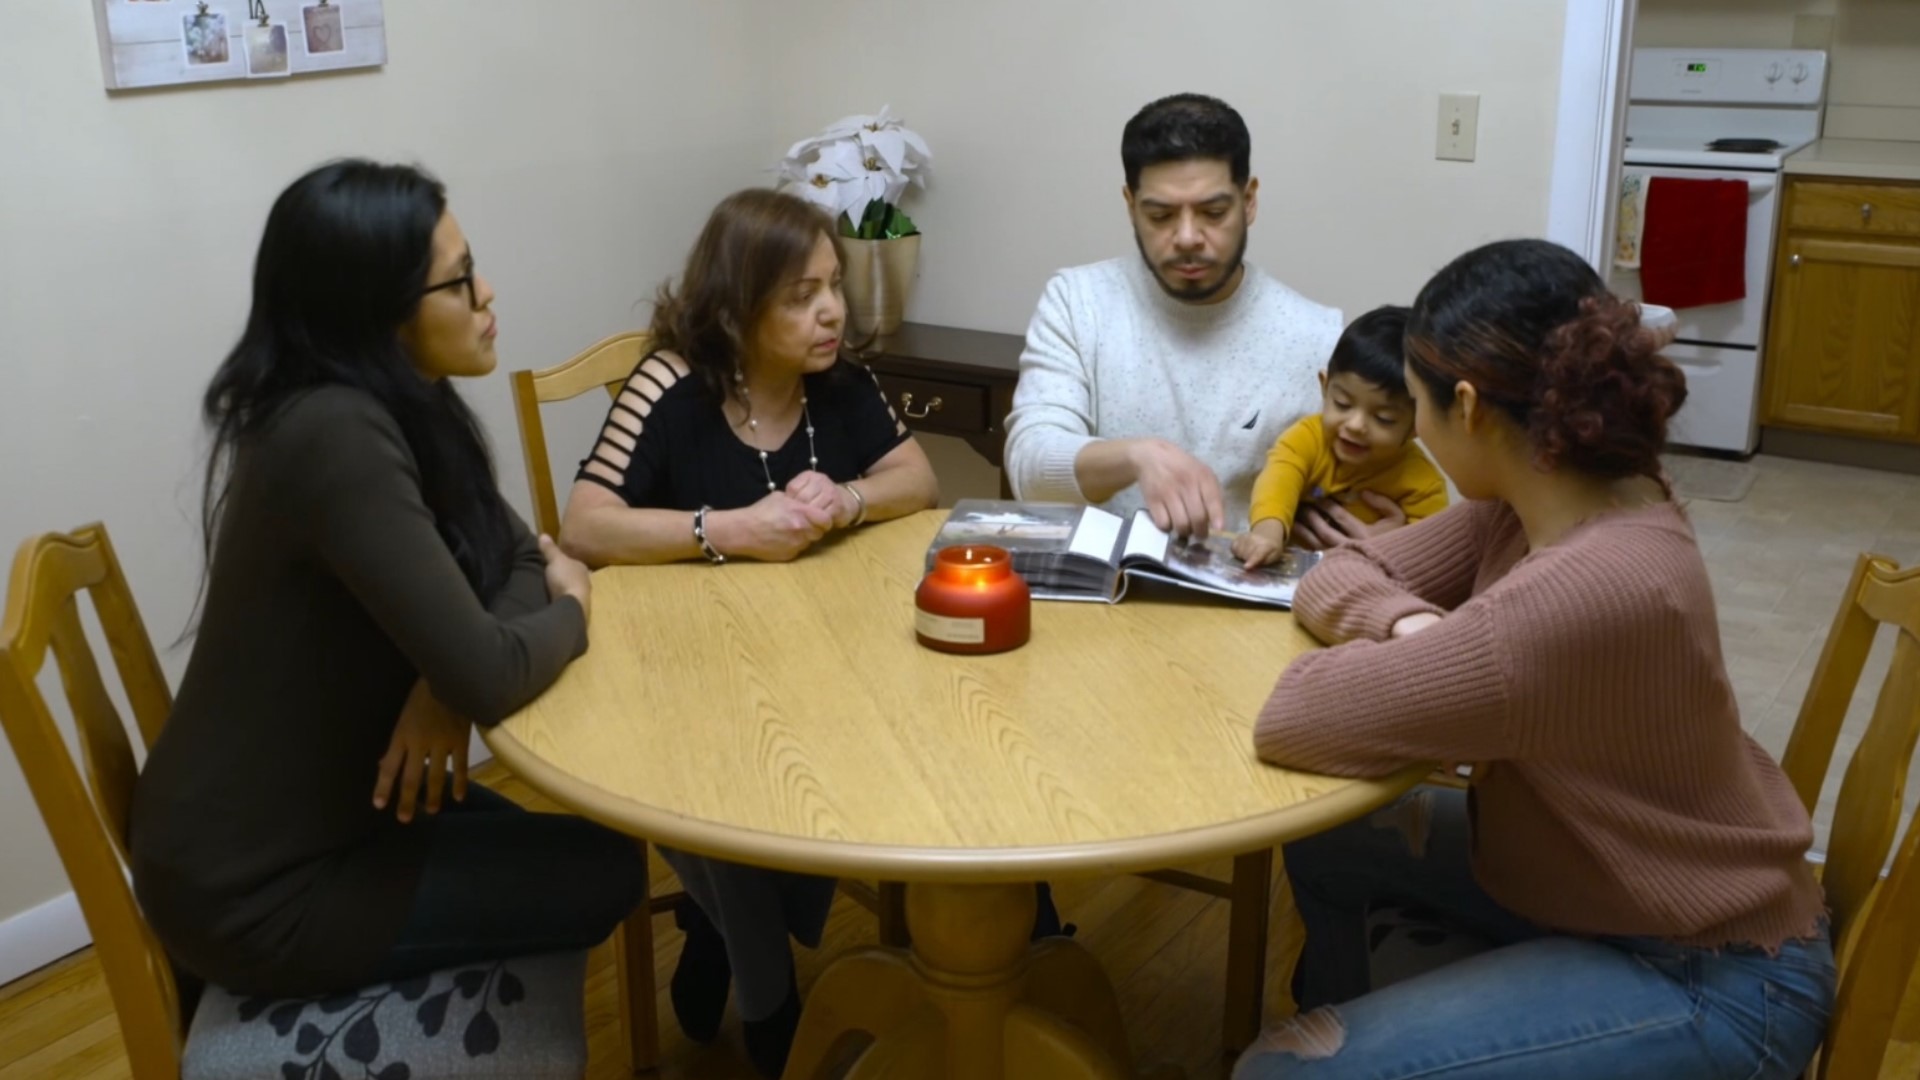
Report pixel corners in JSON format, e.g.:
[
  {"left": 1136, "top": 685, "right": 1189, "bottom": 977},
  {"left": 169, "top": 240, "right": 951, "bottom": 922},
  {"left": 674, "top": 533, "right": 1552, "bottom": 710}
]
[
  {"left": 1119, "top": 513, "right": 1171, "bottom": 564},
  {"left": 1066, "top": 507, "right": 1126, "bottom": 562},
  {"left": 1117, "top": 511, "right": 1317, "bottom": 607}
]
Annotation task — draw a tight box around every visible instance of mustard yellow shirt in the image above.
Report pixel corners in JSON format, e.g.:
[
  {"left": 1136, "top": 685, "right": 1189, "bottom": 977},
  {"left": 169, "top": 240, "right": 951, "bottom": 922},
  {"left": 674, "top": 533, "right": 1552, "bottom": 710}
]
[{"left": 1248, "top": 416, "right": 1449, "bottom": 533}]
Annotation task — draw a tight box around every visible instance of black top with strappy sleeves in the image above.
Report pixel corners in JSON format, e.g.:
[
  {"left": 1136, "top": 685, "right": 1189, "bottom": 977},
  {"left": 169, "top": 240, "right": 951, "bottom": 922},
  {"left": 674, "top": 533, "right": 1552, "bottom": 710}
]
[{"left": 575, "top": 352, "right": 910, "bottom": 511}]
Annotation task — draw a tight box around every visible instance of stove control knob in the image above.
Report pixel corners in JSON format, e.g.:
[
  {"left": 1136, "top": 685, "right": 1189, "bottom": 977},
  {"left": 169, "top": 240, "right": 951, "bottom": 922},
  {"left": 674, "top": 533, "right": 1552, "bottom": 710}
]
[
  {"left": 1766, "top": 62, "right": 1785, "bottom": 83},
  {"left": 1790, "top": 62, "right": 1810, "bottom": 84}
]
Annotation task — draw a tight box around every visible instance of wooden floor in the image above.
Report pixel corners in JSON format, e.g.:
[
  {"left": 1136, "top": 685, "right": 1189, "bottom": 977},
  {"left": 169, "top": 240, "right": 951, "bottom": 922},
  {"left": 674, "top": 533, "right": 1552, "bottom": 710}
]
[{"left": 3, "top": 762, "right": 1917, "bottom": 1080}]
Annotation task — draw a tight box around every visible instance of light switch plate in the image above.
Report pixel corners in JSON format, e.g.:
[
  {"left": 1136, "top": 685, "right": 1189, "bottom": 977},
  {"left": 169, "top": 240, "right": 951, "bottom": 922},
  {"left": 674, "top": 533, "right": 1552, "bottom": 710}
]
[{"left": 1437, "top": 92, "right": 1479, "bottom": 162}]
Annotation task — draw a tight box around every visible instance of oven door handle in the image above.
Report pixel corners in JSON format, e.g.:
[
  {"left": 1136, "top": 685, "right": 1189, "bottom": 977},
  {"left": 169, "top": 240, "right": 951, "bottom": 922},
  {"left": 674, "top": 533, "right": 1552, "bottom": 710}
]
[{"left": 1620, "top": 171, "right": 1777, "bottom": 199}]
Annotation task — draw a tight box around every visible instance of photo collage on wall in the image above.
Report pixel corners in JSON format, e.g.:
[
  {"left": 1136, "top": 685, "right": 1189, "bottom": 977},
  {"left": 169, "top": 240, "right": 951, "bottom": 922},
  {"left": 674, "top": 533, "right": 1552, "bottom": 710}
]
[{"left": 95, "top": 0, "right": 386, "bottom": 91}]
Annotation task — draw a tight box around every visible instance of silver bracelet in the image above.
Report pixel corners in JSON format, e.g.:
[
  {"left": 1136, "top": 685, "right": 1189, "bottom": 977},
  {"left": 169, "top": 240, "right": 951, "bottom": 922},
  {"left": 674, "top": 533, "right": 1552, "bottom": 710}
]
[
  {"left": 842, "top": 482, "right": 868, "bottom": 527},
  {"left": 692, "top": 506, "right": 726, "bottom": 564}
]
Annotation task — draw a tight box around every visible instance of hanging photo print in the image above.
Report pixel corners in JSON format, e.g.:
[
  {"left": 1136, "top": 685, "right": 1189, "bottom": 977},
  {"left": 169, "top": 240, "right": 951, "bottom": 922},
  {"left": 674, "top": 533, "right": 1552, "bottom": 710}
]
[
  {"left": 303, "top": 2, "right": 345, "bottom": 55},
  {"left": 181, "top": 4, "right": 230, "bottom": 67},
  {"left": 243, "top": 2, "right": 290, "bottom": 78},
  {"left": 94, "top": 0, "right": 388, "bottom": 90}
]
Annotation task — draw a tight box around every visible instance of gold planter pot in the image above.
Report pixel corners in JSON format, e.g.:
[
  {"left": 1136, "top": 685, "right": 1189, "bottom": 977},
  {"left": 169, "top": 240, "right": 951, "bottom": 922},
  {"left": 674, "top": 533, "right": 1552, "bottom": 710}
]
[{"left": 839, "top": 234, "right": 920, "bottom": 338}]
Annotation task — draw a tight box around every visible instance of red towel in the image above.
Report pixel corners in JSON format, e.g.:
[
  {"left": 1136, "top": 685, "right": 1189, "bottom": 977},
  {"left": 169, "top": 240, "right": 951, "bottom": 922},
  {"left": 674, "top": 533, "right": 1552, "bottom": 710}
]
[{"left": 1638, "top": 177, "right": 1748, "bottom": 309}]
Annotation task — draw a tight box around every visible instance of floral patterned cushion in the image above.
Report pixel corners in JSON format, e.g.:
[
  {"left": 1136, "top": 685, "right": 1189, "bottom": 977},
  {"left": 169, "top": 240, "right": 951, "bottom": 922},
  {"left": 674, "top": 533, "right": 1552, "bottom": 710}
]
[{"left": 181, "top": 951, "right": 587, "bottom": 1080}]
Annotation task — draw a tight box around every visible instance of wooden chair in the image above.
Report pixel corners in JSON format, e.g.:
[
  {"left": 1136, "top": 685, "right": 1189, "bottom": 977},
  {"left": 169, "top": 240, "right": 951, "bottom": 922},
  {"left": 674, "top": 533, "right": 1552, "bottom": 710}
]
[
  {"left": 1775, "top": 553, "right": 1920, "bottom": 1080},
  {"left": 511, "top": 331, "right": 685, "bottom": 1070},
  {"left": 0, "top": 524, "right": 183, "bottom": 1076},
  {"left": 0, "top": 524, "right": 590, "bottom": 1079},
  {"left": 1136, "top": 854, "right": 1275, "bottom": 1052},
  {"left": 510, "top": 332, "right": 909, "bottom": 1065},
  {"left": 511, "top": 331, "right": 658, "bottom": 540}
]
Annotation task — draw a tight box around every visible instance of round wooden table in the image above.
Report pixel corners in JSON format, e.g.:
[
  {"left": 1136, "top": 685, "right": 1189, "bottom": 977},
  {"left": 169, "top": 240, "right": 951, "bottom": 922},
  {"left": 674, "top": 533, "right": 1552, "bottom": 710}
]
[{"left": 486, "top": 511, "right": 1425, "bottom": 1079}]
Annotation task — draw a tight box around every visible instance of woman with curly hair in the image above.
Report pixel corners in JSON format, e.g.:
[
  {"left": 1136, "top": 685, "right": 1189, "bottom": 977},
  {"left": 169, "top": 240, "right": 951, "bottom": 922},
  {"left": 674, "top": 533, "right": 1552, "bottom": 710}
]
[{"left": 1236, "top": 240, "right": 1832, "bottom": 1079}]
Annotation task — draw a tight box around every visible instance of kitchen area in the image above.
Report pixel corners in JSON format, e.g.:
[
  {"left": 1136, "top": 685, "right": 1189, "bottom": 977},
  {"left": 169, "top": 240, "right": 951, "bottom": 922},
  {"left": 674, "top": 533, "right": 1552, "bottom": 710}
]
[
  {"left": 1605, "top": 9, "right": 1920, "bottom": 969},
  {"left": 1624, "top": 0, "right": 1920, "bottom": 472}
]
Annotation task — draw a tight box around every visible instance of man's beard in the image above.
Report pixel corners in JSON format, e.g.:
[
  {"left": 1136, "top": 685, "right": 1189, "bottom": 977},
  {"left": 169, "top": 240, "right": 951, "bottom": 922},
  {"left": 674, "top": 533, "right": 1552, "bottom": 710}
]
[{"left": 1134, "top": 224, "right": 1249, "bottom": 303}]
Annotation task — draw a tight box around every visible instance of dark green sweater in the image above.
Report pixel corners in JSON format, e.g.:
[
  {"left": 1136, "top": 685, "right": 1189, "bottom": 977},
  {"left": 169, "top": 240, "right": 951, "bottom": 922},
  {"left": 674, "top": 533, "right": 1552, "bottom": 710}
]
[{"left": 131, "top": 386, "right": 587, "bottom": 996}]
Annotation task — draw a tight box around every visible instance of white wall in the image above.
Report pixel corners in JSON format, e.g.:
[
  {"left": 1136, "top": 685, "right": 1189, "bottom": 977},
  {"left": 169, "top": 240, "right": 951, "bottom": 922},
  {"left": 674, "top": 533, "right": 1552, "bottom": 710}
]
[
  {"left": 0, "top": 0, "right": 774, "bottom": 972},
  {"left": 759, "top": 0, "right": 1569, "bottom": 332}
]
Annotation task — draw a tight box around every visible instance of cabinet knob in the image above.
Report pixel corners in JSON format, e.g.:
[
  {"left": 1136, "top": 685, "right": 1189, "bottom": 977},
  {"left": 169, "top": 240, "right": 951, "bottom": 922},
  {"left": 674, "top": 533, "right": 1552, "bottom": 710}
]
[
  {"left": 1790, "top": 253, "right": 1802, "bottom": 268},
  {"left": 899, "top": 391, "right": 943, "bottom": 420},
  {"left": 1862, "top": 203, "right": 1875, "bottom": 223}
]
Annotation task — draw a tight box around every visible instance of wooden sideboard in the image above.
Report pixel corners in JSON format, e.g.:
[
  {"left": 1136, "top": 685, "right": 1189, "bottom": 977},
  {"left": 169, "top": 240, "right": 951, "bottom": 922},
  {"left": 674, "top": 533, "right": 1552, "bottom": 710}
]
[{"left": 856, "top": 323, "right": 1024, "bottom": 481}]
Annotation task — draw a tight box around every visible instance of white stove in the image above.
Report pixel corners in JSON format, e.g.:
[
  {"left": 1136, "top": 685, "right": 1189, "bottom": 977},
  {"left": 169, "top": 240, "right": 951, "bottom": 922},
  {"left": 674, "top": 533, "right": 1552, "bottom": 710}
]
[
  {"left": 1612, "top": 48, "right": 1829, "bottom": 454},
  {"left": 1622, "top": 137, "right": 1807, "bottom": 172}
]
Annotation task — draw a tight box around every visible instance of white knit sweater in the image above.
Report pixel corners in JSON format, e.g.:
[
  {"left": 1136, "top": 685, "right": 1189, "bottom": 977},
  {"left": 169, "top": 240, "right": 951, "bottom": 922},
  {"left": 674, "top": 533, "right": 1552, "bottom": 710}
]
[{"left": 1004, "top": 256, "right": 1343, "bottom": 529}]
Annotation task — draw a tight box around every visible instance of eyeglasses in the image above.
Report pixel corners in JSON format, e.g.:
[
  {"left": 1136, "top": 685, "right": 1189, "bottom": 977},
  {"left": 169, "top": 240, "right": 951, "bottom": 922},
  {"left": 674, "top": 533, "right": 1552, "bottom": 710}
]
[{"left": 420, "top": 252, "right": 479, "bottom": 310}]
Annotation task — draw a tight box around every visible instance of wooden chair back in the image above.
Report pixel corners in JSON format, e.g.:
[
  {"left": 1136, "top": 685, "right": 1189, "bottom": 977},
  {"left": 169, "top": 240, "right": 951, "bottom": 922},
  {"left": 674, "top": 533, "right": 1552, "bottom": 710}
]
[
  {"left": 512, "top": 330, "right": 697, "bottom": 1068},
  {"left": 509, "top": 331, "right": 652, "bottom": 537},
  {"left": 1778, "top": 553, "right": 1920, "bottom": 1080},
  {"left": 0, "top": 524, "right": 185, "bottom": 1079}
]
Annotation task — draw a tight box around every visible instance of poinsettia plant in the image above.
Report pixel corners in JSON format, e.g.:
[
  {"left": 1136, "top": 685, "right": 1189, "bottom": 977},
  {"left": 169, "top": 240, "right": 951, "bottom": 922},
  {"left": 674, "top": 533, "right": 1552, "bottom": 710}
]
[{"left": 776, "top": 106, "right": 932, "bottom": 240}]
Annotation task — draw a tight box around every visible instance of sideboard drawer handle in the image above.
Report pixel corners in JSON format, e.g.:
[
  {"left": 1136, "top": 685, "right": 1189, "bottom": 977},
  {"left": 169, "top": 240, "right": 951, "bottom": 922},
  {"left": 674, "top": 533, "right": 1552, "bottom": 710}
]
[
  {"left": 900, "top": 392, "right": 943, "bottom": 420},
  {"left": 1862, "top": 202, "right": 1875, "bottom": 224}
]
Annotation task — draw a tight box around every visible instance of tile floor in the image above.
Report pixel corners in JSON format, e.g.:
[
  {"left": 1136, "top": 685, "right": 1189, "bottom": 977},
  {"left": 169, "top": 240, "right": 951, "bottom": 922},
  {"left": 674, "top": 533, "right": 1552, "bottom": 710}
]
[{"left": 1682, "top": 452, "right": 1920, "bottom": 854}]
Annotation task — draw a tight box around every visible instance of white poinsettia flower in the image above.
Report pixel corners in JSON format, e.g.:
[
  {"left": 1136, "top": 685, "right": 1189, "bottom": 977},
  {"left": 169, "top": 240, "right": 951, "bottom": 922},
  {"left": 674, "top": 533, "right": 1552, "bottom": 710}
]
[
  {"left": 791, "top": 141, "right": 890, "bottom": 222},
  {"left": 782, "top": 109, "right": 882, "bottom": 170},
  {"left": 855, "top": 125, "right": 931, "bottom": 186},
  {"left": 773, "top": 107, "right": 931, "bottom": 235},
  {"left": 778, "top": 108, "right": 930, "bottom": 179},
  {"left": 817, "top": 104, "right": 898, "bottom": 142}
]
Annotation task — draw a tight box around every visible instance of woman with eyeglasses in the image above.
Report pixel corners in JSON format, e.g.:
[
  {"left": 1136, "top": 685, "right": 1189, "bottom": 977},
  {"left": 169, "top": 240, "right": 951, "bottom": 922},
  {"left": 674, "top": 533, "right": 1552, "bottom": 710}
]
[{"left": 130, "top": 160, "right": 650, "bottom": 1000}]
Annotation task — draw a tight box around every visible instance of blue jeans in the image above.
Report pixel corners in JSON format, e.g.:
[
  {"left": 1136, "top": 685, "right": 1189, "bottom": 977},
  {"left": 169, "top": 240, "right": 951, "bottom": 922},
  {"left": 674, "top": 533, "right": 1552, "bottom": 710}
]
[{"left": 1235, "top": 786, "right": 1834, "bottom": 1079}]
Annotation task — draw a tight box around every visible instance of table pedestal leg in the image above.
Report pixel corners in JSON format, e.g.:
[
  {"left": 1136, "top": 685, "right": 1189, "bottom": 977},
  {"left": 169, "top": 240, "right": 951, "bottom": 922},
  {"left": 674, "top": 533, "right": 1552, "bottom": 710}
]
[{"left": 783, "top": 882, "right": 1176, "bottom": 1080}]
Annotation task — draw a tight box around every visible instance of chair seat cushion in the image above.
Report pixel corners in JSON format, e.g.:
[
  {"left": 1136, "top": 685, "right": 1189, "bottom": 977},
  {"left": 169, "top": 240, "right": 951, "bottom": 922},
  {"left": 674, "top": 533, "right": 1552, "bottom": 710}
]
[
  {"left": 1364, "top": 902, "right": 1494, "bottom": 992},
  {"left": 182, "top": 951, "right": 587, "bottom": 1080}
]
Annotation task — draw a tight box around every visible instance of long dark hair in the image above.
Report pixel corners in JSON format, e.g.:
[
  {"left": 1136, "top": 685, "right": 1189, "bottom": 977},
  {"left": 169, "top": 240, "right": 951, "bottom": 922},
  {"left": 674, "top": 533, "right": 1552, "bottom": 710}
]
[
  {"left": 648, "top": 188, "right": 842, "bottom": 403},
  {"left": 198, "top": 159, "right": 514, "bottom": 605},
  {"left": 1405, "top": 239, "right": 1687, "bottom": 485}
]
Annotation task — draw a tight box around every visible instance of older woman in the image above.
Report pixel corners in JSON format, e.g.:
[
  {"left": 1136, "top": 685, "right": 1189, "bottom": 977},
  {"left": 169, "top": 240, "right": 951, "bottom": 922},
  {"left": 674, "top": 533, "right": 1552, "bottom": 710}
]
[
  {"left": 561, "top": 188, "right": 938, "bottom": 1076},
  {"left": 563, "top": 189, "right": 938, "bottom": 566}
]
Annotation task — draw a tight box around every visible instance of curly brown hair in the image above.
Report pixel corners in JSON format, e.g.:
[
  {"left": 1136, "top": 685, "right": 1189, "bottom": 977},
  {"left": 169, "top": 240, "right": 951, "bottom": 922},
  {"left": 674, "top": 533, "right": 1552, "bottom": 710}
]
[
  {"left": 1405, "top": 239, "right": 1687, "bottom": 485},
  {"left": 649, "top": 188, "right": 841, "bottom": 403}
]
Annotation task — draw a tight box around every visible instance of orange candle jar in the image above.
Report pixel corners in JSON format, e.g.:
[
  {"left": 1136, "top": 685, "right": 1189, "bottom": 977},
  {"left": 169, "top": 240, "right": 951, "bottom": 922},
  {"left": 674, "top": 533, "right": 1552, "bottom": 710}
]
[{"left": 914, "top": 545, "right": 1031, "bottom": 654}]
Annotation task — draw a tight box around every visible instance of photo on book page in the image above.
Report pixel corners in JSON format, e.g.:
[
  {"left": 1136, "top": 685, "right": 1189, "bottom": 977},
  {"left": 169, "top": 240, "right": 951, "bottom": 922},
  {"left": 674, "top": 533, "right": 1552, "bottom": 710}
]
[{"left": 1160, "top": 532, "right": 1317, "bottom": 605}]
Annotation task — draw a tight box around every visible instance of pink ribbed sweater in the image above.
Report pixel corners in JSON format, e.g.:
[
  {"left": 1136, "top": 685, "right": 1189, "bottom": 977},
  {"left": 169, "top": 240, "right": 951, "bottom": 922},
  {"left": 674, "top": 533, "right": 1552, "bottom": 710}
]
[{"left": 1257, "top": 498, "right": 1826, "bottom": 950}]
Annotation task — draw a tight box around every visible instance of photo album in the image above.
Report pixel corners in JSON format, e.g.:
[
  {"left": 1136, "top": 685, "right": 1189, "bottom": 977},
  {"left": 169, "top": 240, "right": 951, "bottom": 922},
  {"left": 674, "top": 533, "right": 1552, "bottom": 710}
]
[{"left": 925, "top": 500, "right": 1321, "bottom": 608}]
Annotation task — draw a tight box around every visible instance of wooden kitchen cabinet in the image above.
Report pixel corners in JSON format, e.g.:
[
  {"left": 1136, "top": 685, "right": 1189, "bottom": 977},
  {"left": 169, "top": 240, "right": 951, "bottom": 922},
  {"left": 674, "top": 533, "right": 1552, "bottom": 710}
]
[{"left": 1763, "top": 177, "right": 1920, "bottom": 441}]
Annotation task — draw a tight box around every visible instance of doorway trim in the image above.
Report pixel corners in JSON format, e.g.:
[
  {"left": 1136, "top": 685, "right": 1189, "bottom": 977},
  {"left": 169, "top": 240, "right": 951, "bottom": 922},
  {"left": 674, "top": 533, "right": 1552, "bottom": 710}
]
[{"left": 1548, "top": 0, "right": 1638, "bottom": 271}]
